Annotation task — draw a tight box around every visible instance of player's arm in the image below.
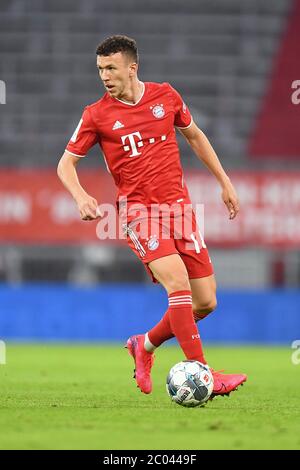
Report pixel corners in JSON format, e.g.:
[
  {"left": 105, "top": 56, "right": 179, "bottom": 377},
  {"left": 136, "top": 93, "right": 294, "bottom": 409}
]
[
  {"left": 179, "top": 122, "right": 239, "bottom": 220},
  {"left": 57, "top": 151, "right": 101, "bottom": 221}
]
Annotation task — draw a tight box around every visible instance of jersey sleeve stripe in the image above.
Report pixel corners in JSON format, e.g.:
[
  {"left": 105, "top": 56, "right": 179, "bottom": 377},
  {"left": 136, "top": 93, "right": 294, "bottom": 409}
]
[
  {"left": 176, "top": 117, "right": 194, "bottom": 130},
  {"left": 65, "top": 149, "right": 86, "bottom": 158}
]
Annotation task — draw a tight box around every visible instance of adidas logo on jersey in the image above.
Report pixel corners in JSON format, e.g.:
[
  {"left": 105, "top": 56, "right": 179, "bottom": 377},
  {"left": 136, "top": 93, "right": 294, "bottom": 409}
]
[{"left": 112, "top": 120, "right": 124, "bottom": 130}]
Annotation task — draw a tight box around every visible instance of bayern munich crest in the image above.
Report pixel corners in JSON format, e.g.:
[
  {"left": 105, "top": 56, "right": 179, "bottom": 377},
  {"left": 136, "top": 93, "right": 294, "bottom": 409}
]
[
  {"left": 147, "top": 236, "right": 159, "bottom": 251},
  {"left": 151, "top": 104, "right": 165, "bottom": 119}
]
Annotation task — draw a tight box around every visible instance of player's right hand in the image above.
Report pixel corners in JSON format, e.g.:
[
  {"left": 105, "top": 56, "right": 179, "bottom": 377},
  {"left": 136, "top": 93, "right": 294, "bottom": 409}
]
[{"left": 76, "top": 195, "right": 102, "bottom": 221}]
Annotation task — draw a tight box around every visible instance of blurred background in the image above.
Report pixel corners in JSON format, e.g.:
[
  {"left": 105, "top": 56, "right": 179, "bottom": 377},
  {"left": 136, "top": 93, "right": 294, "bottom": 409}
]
[{"left": 0, "top": 0, "right": 299, "bottom": 344}]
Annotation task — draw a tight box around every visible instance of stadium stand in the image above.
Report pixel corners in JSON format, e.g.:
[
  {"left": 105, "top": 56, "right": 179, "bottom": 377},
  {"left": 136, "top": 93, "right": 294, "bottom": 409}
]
[
  {"left": 0, "top": 0, "right": 293, "bottom": 167},
  {"left": 0, "top": 0, "right": 299, "bottom": 288}
]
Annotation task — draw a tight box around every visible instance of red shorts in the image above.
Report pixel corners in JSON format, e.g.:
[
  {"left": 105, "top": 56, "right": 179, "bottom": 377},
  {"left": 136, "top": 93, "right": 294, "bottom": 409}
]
[{"left": 122, "top": 204, "right": 214, "bottom": 284}]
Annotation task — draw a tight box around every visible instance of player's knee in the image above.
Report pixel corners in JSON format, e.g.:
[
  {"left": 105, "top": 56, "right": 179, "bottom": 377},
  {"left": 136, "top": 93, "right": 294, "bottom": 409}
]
[
  {"left": 193, "top": 297, "right": 217, "bottom": 318},
  {"left": 166, "top": 272, "right": 190, "bottom": 294}
]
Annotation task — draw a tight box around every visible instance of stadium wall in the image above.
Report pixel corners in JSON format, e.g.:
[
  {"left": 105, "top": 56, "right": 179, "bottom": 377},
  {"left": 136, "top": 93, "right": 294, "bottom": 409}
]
[{"left": 0, "top": 283, "right": 299, "bottom": 344}]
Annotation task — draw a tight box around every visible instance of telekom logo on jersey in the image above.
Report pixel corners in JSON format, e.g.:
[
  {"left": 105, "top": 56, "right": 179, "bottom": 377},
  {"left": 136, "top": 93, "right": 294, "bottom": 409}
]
[
  {"left": 121, "top": 132, "right": 167, "bottom": 157},
  {"left": 121, "top": 132, "right": 143, "bottom": 157}
]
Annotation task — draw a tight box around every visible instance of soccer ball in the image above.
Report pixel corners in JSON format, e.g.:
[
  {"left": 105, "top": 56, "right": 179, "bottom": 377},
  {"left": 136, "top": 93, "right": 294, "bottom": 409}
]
[{"left": 166, "top": 360, "right": 214, "bottom": 407}]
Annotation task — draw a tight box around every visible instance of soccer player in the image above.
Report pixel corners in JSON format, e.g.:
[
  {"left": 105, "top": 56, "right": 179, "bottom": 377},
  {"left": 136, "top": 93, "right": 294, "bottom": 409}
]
[{"left": 57, "top": 35, "right": 247, "bottom": 399}]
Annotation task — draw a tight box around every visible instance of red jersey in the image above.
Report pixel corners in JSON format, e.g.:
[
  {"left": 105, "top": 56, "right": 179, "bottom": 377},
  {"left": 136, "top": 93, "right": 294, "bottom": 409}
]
[{"left": 66, "top": 82, "right": 193, "bottom": 209}]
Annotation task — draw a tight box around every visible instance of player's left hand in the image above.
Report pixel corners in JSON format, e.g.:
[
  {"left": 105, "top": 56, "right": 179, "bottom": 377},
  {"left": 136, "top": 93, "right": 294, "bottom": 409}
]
[{"left": 221, "top": 180, "right": 239, "bottom": 219}]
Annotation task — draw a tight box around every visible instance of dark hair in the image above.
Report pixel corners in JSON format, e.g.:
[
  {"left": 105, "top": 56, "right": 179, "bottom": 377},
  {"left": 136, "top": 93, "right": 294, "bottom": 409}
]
[{"left": 96, "top": 35, "right": 138, "bottom": 63}]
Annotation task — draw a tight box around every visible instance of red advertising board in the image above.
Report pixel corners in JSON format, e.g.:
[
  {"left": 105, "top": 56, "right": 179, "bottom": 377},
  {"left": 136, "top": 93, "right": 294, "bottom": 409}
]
[
  {"left": 187, "top": 172, "right": 300, "bottom": 248},
  {"left": 0, "top": 169, "right": 299, "bottom": 247},
  {"left": 0, "top": 169, "right": 116, "bottom": 244}
]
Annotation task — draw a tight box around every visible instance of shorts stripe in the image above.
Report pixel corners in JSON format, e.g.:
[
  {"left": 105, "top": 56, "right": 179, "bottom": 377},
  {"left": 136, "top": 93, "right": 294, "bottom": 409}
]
[
  {"left": 127, "top": 227, "right": 146, "bottom": 258},
  {"left": 129, "top": 229, "right": 146, "bottom": 257}
]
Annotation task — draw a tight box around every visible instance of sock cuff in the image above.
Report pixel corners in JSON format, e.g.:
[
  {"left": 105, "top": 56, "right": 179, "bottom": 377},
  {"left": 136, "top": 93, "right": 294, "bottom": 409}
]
[
  {"left": 168, "top": 290, "right": 192, "bottom": 298},
  {"left": 168, "top": 290, "right": 192, "bottom": 308}
]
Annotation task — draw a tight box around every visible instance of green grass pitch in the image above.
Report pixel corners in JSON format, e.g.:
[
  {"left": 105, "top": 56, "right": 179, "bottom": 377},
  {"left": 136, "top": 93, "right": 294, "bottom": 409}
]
[{"left": 0, "top": 344, "right": 299, "bottom": 450}]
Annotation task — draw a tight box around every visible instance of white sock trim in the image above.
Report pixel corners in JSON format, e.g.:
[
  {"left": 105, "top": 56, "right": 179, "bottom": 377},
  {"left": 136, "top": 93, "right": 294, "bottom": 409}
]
[{"left": 144, "top": 332, "right": 156, "bottom": 353}]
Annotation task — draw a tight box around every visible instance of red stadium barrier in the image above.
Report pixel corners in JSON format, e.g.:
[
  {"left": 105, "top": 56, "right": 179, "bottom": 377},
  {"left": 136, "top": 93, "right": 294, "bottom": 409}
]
[
  {"left": 0, "top": 169, "right": 299, "bottom": 247},
  {"left": 248, "top": 0, "right": 300, "bottom": 158},
  {"left": 0, "top": 169, "right": 117, "bottom": 244},
  {"left": 187, "top": 172, "right": 300, "bottom": 248}
]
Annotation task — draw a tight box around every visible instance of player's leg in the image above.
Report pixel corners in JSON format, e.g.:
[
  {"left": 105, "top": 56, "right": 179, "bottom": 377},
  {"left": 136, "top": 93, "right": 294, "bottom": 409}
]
[
  {"left": 143, "top": 220, "right": 216, "bottom": 352},
  {"left": 173, "top": 208, "right": 247, "bottom": 397},
  {"left": 144, "top": 274, "right": 216, "bottom": 352},
  {"left": 125, "top": 212, "right": 246, "bottom": 396},
  {"left": 125, "top": 216, "right": 180, "bottom": 394},
  {"left": 190, "top": 274, "right": 217, "bottom": 321},
  {"left": 147, "top": 253, "right": 190, "bottom": 294},
  {"left": 188, "top": 274, "right": 247, "bottom": 396},
  {"left": 147, "top": 253, "right": 207, "bottom": 363},
  {"left": 127, "top": 253, "right": 207, "bottom": 394},
  {"left": 126, "top": 252, "right": 189, "bottom": 394}
]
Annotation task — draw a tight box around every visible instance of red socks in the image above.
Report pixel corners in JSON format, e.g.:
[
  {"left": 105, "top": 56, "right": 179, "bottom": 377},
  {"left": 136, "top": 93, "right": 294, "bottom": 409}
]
[
  {"left": 148, "top": 290, "right": 206, "bottom": 364},
  {"left": 147, "top": 311, "right": 173, "bottom": 347}
]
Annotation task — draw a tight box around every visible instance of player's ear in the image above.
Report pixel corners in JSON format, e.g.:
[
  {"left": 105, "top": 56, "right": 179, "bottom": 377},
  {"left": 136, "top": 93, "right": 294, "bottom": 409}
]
[{"left": 129, "top": 62, "right": 138, "bottom": 77}]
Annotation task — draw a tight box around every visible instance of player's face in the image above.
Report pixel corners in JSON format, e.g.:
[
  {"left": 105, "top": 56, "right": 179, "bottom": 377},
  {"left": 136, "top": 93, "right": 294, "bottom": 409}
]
[{"left": 96, "top": 52, "right": 136, "bottom": 99}]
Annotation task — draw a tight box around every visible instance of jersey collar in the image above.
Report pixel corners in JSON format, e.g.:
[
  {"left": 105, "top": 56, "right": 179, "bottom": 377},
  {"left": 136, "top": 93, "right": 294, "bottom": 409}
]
[{"left": 113, "top": 82, "right": 145, "bottom": 106}]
